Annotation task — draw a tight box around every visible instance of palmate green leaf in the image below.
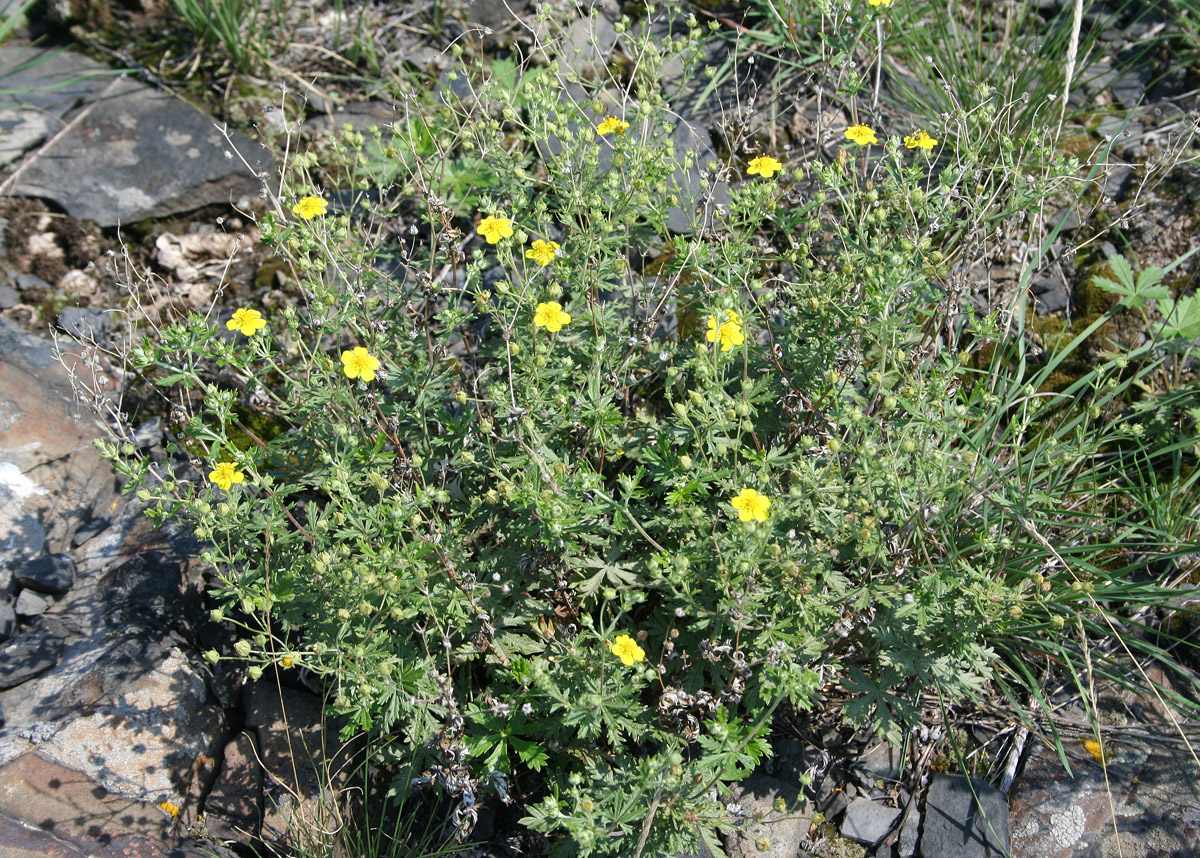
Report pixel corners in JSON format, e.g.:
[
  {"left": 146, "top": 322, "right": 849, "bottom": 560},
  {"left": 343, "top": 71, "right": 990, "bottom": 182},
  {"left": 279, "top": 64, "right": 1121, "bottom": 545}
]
[
  {"left": 510, "top": 735, "right": 549, "bottom": 771},
  {"left": 1092, "top": 254, "right": 1171, "bottom": 308},
  {"left": 841, "top": 664, "right": 918, "bottom": 744},
  {"left": 492, "top": 630, "right": 546, "bottom": 661},
  {"left": 1156, "top": 294, "right": 1200, "bottom": 339},
  {"left": 573, "top": 551, "right": 642, "bottom": 599}
]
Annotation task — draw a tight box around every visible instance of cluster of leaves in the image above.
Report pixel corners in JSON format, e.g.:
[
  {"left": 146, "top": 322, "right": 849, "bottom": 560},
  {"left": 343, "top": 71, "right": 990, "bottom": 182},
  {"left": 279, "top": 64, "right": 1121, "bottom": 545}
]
[{"left": 95, "top": 4, "right": 1200, "bottom": 856}]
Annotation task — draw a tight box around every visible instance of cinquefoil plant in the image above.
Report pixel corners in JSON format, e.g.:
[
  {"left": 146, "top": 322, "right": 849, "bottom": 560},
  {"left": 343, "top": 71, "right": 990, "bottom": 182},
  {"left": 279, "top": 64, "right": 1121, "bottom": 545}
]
[{"left": 89, "top": 3, "right": 1200, "bottom": 856}]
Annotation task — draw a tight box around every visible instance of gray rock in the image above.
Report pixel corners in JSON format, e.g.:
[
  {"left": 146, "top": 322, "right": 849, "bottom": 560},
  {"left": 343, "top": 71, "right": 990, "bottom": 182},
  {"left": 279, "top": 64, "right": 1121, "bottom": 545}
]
[
  {"left": 0, "top": 108, "right": 54, "bottom": 167},
  {"left": 247, "top": 682, "right": 351, "bottom": 844},
  {"left": 434, "top": 67, "right": 474, "bottom": 105},
  {"left": 203, "top": 733, "right": 264, "bottom": 841},
  {"left": 1009, "top": 702, "right": 1200, "bottom": 858},
  {"left": 855, "top": 741, "right": 903, "bottom": 784},
  {"left": 674, "top": 840, "right": 716, "bottom": 858},
  {"left": 302, "top": 100, "right": 396, "bottom": 137},
  {"left": 1096, "top": 113, "right": 1143, "bottom": 142},
  {"left": 1031, "top": 273, "right": 1069, "bottom": 315},
  {"left": 0, "top": 511, "right": 44, "bottom": 592},
  {"left": 0, "top": 626, "right": 62, "bottom": 687},
  {"left": 725, "top": 773, "right": 811, "bottom": 858},
  {"left": 0, "top": 47, "right": 120, "bottom": 167},
  {"left": 1102, "top": 166, "right": 1135, "bottom": 203},
  {"left": 841, "top": 796, "right": 901, "bottom": 847},
  {"left": 0, "top": 47, "right": 117, "bottom": 117},
  {"left": 898, "top": 807, "right": 921, "bottom": 858},
  {"left": 14, "top": 589, "right": 50, "bottom": 617},
  {"left": 0, "top": 601, "right": 14, "bottom": 640},
  {"left": 460, "top": 0, "right": 532, "bottom": 32},
  {"left": 559, "top": 14, "right": 620, "bottom": 77},
  {"left": 667, "top": 117, "right": 730, "bottom": 234},
  {"left": 37, "top": 644, "right": 227, "bottom": 804},
  {"left": 12, "top": 74, "right": 271, "bottom": 226},
  {"left": 14, "top": 272, "right": 49, "bottom": 291},
  {"left": 921, "top": 775, "right": 1009, "bottom": 858},
  {"left": 0, "top": 284, "right": 17, "bottom": 309},
  {"left": 71, "top": 516, "right": 109, "bottom": 547},
  {"left": 102, "top": 552, "right": 190, "bottom": 631},
  {"left": 57, "top": 306, "right": 118, "bottom": 340},
  {"left": 132, "top": 417, "right": 162, "bottom": 449},
  {"left": 1110, "top": 68, "right": 1151, "bottom": 111},
  {"left": 0, "top": 317, "right": 114, "bottom": 583},
  {"left": 15, "top": 553, "right": 75, "bottom": 594}
]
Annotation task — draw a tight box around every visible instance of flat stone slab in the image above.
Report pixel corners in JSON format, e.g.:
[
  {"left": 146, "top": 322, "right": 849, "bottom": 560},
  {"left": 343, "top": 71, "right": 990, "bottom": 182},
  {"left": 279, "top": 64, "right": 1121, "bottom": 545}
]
[
  {"left": 725, "top": 773, "right": 812, "bottom": 858},
  {"left": 15, "top": 552, "right": 75, "bottom": 594},
  {"left": 0, "top": 317, "right": 116, "bottom": 590},
  {"left": 0, "top": 627, "right": 61, "bottom": 688},
  {"left": 841, "top": 796, "right": 901, "bottom": 846},
  {"left": 204, "top": 732, "right": 263, "bottom": 841},
  {"left": 922, "top": 774, "right": 1010, "bottom": 858},
  {"left": 0, "top": 751, "right": 173, "bottom": 858},
  {"left": 1009, "top": 729, "right": 1200, "bottom": 857},
  {"left": 12, "top": 68, "right": 271, "bottom": 225},
  {"left": 0, "top": 46, "right": 121, "bottom": 167},
  {"left": 854, "top": 740, "right": 903, "bottom": 783}
]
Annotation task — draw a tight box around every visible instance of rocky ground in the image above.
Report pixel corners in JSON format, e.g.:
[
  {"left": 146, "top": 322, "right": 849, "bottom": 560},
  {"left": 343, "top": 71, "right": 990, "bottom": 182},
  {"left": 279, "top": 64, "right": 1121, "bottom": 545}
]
[{"left": 1, "top": 0, "right": 1199, "bottom": 856}]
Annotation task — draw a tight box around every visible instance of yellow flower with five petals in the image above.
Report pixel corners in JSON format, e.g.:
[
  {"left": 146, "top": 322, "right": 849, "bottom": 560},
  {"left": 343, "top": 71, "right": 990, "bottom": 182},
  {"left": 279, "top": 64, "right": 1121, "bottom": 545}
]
[
  {"left": 534, "top": 301, "right": 571, "bottom": 332},
  {"left": 610, "top": 634, "right": 645, "bottom": 666},
  {"left": 526, "top": 239, "right": 561, "bottom": 266},
  {"left": 476, "top": 215, "right": 514, "bottom": 244},
  {"left": 596, "top": 116, "right": 630, "bottom": 136},
  {"left": 227, "top": 308, "right": 266, "bottom": 336},
  {"left": 731, "top": 488, "right": 771, "bottom": 522},
  {"left": 747, "top": 155, "right": 783, "bottom": 178},
  {"left": 844, "top": 124, "right": 878, "bottom": 146},
  {"left": 209, "top": 462, "right": 244, "bottom": 491},
  {"left": 706, "top": 309, "right": 745, "bottom": 352},
  {"left": 292, "top": 196, "right": 328, "bottom": 219},
  {"left": 904, "top": 130, "right": 938, "bottom": 150},
  {"left": 341, "top": 346, "right": 380, "bottom": 382}
]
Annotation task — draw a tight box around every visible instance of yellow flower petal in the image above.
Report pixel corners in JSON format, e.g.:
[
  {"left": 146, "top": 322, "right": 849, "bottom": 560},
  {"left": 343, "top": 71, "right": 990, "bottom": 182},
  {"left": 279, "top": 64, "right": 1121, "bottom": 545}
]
[
  {"left": 292, "top": 196, "right": 328, "bottom": 219},
  {"left": 477, "top": 215, "right": 514, "bottom": 244},
  {"left": 844, "top": 124, "right": 878, "bottom": 146},
  {"left": 596, "top": 116, "right": 630, "bottom": 136},
  {"left": 747, "top": 155, "right": 783, "bottom": 178}
]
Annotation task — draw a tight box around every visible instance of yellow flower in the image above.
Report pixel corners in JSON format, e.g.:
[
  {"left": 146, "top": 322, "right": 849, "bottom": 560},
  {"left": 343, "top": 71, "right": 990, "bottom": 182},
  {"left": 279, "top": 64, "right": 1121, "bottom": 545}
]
[
  {"left": 534, "top": 301, "right": 571, "bottom": 332},
  {"left": 158, "top": 800, "right": 180, "bottom": 819},
  {"left": 226, "top": 307, "right": 266, "bottom": 336},
  {"left": 904, "top": 130, "right": 938, "bottom": 150},
  {"left": 526, "top": 239, "right": 561, "bottom": 266},
  {"left": 281, "top": 655, "right": 295, "bottom": 668},
  {"left": 747, "top": 155, "right": 783, "bottom": 178},
  {"left": 731, "top": 487, "right": 771, "bottom": 522},
  {"left": 208, "top": 462, "right": 244, "bottom": 492},
  {"left": 596, "top": 116, "right": 630, "bottom": 136},
  {"left": 292, "top": 196, "right": 328, "bottom": 219},
  {"left": 341, "top": 346, "right": 380, "bottom": 382},
  {"left": 844, "top": 124, "right": 879, "bottom": 146},
  {"left": 1083, "top": 739, "right": 1105, "bottom": 763},
  {"left": 610, "top": 634, "right": 645, "bottom": 666},
  {"left": 869, "top": 0, "right": 894, "bottom": 5},
  {"left": 476, "top": 215, "right": 514, "bottom": 244},
  {"left": 706, "top": 310, "right": 745, "bottom": 352}
]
